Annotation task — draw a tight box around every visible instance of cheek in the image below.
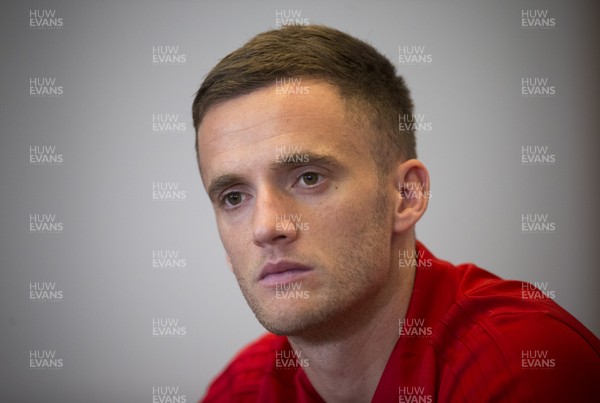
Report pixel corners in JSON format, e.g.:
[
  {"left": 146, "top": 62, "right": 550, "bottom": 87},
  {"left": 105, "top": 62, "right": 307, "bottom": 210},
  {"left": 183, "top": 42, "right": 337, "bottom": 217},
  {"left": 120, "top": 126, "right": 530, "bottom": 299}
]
[
  {"left": 328, "top": 184, "right": 390, "bottom": 246},
  {"left": 216, "top": 218, "right": 239, "bottom": 257},
  {"left": 217, "top": 217, "right": 255, "bottom": 277},
  {"left": 317, "top": 181, "right": 385, "bottom": 226}
]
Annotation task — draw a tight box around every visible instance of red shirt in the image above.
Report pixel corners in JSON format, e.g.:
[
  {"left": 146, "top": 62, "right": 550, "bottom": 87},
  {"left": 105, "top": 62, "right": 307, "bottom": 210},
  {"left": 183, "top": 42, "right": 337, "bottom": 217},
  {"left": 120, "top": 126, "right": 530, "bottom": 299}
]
[{"left": 201, "top": 242, "right": 600, "bottom": 402}]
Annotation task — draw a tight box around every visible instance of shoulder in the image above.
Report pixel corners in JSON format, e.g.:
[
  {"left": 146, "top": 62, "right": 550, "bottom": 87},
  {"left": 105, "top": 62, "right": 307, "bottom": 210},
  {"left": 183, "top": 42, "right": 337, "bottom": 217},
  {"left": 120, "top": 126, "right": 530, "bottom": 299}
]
[
  {"left": 434, "top": 263, "right": 600, "bottom": 400},
  {"left": 201, "top": 333, "right": 294, "bottom": 402},
  {"left": 450, "top": 262, "right": 599, "bottom": 351}
]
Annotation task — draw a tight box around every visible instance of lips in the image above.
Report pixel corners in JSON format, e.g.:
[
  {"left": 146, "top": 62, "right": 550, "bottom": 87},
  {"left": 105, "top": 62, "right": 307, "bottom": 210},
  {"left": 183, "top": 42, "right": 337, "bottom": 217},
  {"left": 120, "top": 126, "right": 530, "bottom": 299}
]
[{"left": 258, "top": 261, "right": 313, "bottom": 286}]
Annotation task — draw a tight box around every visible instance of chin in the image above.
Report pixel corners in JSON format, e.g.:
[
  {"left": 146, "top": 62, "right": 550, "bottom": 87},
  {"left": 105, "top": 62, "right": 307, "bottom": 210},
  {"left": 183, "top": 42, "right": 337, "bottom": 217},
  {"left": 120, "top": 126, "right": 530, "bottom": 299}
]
[
  {"left": 255, "top": 316, "right": 300, "bottom": 336},
  {"left": 254, "top": 306, "right": 315, "bottom": 336}
]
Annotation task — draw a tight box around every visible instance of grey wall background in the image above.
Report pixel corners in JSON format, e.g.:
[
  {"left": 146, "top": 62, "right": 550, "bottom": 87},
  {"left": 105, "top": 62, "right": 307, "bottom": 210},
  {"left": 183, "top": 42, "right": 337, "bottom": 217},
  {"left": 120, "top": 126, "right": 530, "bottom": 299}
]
[{"left": 1, "top": 0, "right": 598, "bottom": 401}]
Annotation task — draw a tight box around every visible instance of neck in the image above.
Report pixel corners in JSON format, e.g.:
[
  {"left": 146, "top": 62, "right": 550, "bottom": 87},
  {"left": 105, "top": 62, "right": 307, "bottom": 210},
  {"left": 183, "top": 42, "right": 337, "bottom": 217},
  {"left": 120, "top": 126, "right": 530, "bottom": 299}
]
[{"left": 288, "top": 238, "right": 417, "bottom": 403}]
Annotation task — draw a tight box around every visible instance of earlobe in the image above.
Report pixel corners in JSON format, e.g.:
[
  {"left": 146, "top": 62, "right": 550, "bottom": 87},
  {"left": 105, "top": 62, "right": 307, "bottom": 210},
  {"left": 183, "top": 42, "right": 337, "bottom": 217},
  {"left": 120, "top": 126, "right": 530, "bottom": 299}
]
[{"left": 393, "top": 159, "right": 430, "bottom": 234}]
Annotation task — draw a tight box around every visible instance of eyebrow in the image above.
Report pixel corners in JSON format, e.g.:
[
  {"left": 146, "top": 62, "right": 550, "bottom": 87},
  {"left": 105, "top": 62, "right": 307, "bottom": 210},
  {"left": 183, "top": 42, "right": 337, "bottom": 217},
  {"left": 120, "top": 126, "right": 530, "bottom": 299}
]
[
  {"left": 207, "top": 173, "right": 246, "bottom": 203},
  {"left": 206, "top": 152, "right": 343, "bottom": 202},
  {"left": 270, "top": 153, "right": 341, "bottom": 169}
]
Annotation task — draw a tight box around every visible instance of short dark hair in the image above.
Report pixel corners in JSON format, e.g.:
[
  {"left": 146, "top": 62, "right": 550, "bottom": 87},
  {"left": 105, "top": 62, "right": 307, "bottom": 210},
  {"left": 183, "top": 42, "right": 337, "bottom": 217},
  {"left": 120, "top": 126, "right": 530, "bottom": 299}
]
[{"left": 192, "top": 25, "right": 416, "bottom": 170}]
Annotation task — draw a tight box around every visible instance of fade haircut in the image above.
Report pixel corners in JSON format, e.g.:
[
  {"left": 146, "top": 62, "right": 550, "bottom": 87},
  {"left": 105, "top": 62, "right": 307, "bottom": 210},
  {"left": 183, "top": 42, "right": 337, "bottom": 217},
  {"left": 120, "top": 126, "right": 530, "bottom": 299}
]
[{"left": 192, "top": 25, "right": 416, "bottom": 173}]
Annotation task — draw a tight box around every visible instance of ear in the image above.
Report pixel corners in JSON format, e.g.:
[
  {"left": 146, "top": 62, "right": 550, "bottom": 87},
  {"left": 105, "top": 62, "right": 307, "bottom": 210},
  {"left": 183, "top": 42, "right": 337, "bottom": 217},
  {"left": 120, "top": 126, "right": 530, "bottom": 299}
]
[{"left": 393, "top": 159, "right": 430, "bottom": 234}]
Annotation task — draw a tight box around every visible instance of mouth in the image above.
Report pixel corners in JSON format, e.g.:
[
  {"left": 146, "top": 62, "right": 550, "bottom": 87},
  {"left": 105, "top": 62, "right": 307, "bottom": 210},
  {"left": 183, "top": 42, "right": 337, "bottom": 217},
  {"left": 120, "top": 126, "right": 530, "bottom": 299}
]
[{"left": 258, "top": 260, "right": 313, "bottom": 286}]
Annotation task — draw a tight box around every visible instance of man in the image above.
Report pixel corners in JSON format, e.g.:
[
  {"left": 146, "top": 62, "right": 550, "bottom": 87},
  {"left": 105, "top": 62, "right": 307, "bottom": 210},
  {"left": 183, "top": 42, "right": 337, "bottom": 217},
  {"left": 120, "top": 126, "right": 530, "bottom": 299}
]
[{"left": 192, "top": 25, "right": 599, "bottom": 402}]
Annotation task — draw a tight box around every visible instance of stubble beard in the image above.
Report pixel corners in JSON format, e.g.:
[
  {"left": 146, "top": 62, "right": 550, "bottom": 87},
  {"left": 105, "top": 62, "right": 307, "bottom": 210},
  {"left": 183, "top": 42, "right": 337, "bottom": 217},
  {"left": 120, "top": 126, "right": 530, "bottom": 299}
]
[{"left": 234, "top": 185, "right": 393, "bottom": 338}]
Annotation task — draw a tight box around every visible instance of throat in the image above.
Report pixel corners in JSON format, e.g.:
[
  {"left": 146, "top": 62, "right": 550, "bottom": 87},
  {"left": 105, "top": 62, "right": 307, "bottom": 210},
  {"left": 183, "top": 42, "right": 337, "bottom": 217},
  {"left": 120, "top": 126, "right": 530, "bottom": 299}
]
[{"left": 289, "top": 264, "right": 415, "bottom": 402}]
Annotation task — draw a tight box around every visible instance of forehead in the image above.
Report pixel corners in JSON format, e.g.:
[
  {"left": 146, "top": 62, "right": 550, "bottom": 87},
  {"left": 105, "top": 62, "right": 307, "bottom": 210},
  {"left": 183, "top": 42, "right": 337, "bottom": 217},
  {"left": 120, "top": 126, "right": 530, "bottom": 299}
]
[
  {"left": 196, "top": 81, "right": 368, "bottom": 180},
  {"left": 199, "top": 81, "right": 347, "bottom": 146}
]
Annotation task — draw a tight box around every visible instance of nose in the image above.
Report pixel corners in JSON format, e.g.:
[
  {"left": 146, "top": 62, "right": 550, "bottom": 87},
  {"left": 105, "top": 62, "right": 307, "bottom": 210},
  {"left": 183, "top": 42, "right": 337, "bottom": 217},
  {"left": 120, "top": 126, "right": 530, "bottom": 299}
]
[{"left": 252, "top": 186, "right": 299, "bottom": 248}]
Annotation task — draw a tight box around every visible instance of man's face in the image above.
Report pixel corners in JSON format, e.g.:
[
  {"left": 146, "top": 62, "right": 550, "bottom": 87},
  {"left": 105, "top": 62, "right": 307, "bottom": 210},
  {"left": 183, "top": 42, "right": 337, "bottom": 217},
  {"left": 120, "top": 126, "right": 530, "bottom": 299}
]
[{"left": 198, "top": 81, "right": 398, "bottom": 336}]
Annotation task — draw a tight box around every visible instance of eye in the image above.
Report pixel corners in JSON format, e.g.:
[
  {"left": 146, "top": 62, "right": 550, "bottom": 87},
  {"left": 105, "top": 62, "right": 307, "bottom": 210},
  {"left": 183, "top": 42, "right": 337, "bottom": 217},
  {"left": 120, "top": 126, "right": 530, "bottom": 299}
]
[
  {"left": 298, "top": 172, "right": 321, "bottom": 187},
  {"left": 222, "top": 191, "right": 245, "bottom": 208}
]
